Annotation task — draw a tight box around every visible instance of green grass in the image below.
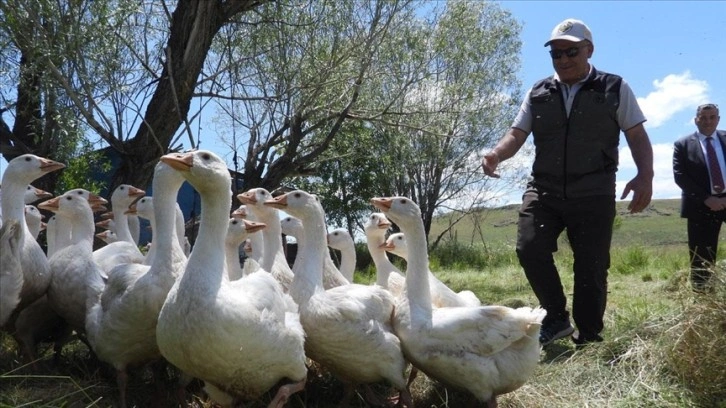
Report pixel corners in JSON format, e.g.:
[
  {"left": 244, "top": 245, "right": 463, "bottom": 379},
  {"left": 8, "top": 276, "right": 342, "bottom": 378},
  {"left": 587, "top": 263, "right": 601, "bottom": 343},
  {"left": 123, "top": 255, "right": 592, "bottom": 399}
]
[
  {"left": 430, "top": 198, "right": 688, "bottom": 249},
  {"left": 2, "top": 199, "right": 725, "bottom": 407}
]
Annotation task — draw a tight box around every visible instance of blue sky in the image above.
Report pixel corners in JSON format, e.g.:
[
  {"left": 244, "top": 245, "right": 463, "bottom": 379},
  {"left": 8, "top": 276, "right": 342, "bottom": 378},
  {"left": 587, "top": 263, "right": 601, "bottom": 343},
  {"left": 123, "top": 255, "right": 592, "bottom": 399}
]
[
  {"left": 2, "top": 1, "right": 724, "bottom": 207},
  {"left": 490, "top": 0, "right": 726, "bottom": 204}
]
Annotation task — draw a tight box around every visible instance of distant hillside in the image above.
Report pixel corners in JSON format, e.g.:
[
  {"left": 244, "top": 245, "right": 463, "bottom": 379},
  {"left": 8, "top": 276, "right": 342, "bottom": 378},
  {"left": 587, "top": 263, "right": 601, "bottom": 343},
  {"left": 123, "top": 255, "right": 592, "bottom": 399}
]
[{"left": 429, "top": 198, "right": 689, "bottom": 248}]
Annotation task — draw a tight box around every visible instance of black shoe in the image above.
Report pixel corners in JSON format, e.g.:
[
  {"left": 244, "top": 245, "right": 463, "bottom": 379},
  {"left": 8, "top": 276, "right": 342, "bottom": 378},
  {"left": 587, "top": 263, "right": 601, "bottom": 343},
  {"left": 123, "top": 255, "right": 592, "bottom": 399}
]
[
  {"left": 571, "top": 331, "right": 603, "bottom": 349},
  {"left": 539, "top": 319, "right": 575, "bottom": 346}
]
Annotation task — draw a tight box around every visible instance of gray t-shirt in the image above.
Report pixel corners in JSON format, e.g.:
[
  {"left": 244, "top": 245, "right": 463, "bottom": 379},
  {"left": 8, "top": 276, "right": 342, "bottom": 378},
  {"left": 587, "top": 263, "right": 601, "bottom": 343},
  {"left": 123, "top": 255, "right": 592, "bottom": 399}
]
[{"left": 512, "top": 65, "right": 646, "bottom": 134}]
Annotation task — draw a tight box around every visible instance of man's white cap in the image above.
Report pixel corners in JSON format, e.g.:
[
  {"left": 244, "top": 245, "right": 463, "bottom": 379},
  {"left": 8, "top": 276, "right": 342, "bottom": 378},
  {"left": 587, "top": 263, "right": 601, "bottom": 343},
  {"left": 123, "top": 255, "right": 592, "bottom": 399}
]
[{"left": 544, "top": 19, "right": 593, "bottom": 47}]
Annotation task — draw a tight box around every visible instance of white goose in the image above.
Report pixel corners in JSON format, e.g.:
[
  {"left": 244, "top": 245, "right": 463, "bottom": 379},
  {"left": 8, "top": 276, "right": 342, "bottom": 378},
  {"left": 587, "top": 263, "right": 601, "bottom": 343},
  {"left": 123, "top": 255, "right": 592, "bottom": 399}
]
[
  {"left": 14, "top": 190, "right": 105, "bottom": 361},
  {"left": 230, "top": 207, "right": 263, "bottom": 277},
  {"left": 24, "top": 205, "right": 44, "bottom": 240},
  {"left": 93, "top": 184, "right": 146, "bottom": 275},
  {"left": 156, "top": 150, "right": 307, "bottom": 408},
  {"left": 0, "top": 184, "right": 52, "bottom": 229},
  {"left": 130, "top": 195, "right": 188, "bottom": 264},
  {"left": 384, "top": 232, "right": 482, "bottom": 307},
  {"left": 41, "top": 189, "right": 107, "bottom": 336},
  {"left": 372, "top": 196, "right": 545, "bottom": 407},
  {"left": 265, "top": 190, "right": 413, "bottom": 407},
  {"left": 326, "top": 228, "right": 356, "bottom": 283},
  {"left": 24, "top": 184, "right": 54, "bottom": 204},
  {"left": 0, "top": 154, "right": 65, "bottom": 327},
  {"left": 363, "top": 212, "right": 405, "bottom": 298},
  {"left": 126, "top": 197, "right": 155, "bottom": 264},
  {"left": 127, "top": 211, "right": 141, "bottom": 246},
  {"left": 237, "top": 188, "right": 295, "bottom": 293},
  {"left": 86, "top": 161, "right": 188, "bottom": 408},
  {"left": 46, "top": 215, "right": 58, "bottom": 258},
  {"left": 225, "top": 217, "right": 265, "bottom": 280},
  {"left": 281, "top": 215, "right": 349, "bottom": 289},
  {"left": 0, "top": 220, "right": 24, "bottom": 326},
  {"left": 231, "top": 205, "right": 264, "bottom": 264},
  {"left": 96, "top": 229, "right": 119, "bottom": 245}
]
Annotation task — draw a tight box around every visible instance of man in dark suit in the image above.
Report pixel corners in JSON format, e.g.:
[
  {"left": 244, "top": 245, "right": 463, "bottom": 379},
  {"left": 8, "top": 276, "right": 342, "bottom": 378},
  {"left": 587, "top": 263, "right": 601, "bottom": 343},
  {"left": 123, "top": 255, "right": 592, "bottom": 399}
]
[{"left": 673, "top": 103, "right": 724, "bottom": 290}]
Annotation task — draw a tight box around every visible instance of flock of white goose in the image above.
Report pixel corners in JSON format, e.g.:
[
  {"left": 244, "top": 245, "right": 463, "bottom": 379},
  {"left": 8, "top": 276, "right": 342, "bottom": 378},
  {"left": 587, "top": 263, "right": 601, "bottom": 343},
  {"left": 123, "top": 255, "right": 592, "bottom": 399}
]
[{"left": 0, "top": 151, "right": 546, "bottom": 408}]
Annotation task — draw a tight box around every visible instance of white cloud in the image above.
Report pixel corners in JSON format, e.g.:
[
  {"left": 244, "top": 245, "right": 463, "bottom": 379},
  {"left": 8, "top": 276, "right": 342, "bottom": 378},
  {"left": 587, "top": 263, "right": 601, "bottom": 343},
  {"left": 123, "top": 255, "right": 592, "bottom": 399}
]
[
  {"left": 618, "top": 143, "right": 681, "bottom": 201},
  {"left": 637, "top": 71, "right": 709, "bottom": 128}
]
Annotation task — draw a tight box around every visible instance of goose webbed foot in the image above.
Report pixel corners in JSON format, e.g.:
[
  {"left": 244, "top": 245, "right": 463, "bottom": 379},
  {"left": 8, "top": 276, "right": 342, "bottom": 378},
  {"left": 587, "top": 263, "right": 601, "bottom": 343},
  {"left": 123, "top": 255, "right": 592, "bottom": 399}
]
[{"left": 267, "top": 377, "right": 306, "bottom": 408}]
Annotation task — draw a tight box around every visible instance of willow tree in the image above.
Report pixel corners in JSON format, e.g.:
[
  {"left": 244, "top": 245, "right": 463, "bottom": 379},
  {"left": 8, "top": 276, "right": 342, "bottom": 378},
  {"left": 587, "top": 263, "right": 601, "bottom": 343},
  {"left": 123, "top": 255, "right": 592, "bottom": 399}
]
[
  {"left": 208, "top": 0, "right": 413, "bottom": 193},
  {"left": 0, "top": 0, "right": 269, "bottom": 194},
  {"left": 287, "top": 1, "right": 526, "bottom": 242},
  {"left": 397, "top": 0, "right": 526, "bottom": 246}
]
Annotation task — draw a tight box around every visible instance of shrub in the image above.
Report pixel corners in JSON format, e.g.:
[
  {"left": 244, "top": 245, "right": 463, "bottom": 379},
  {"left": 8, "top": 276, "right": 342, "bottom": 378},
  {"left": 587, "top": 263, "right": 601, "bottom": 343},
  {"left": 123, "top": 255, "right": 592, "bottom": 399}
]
[{"left": 612, "top": 245, "right": 650, "bottom": 275}]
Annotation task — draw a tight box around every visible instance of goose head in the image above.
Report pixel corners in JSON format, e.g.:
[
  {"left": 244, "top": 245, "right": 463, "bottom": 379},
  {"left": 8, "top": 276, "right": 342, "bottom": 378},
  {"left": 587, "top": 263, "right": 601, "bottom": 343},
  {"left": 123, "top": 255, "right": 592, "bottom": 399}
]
[
  {"left": 327, "top": 228, "right": 353, "bottom": 250},
  {"left": 160, "top": 150, "right": 231, "bottom": 194},
  {"left": 231, "top": 205, "right": 247, "bottom": 219},
  {"left": 25, "top": 185, "right": 53, "bottom": 204},
  {"left": 24, "top": 205, "right": 44, "bottom": 223},
  {"left": 39, "top": 189, "right": 106, "bottom": 212},
  {"left": 37, "top": 189, "right": 96, "bottom": 232},
  {"left": 131, "top": 196, "right": 154, "bottom": 222},
  {"left": 96, "top": 230, "right": 119, "bottom": 244},
  {"left": 264, "top": 190, "right": 322, "bottom": 219},
  {"left": 237, "top": 188, "right": 275, "bottom": 218},
  {"left": 364, "top": 212, "right": 391, "bottom": 243},
  {"left": 382, "top": 232, "right": 408, "bottom": 260},
  {"left": 365, "top": 212, "right": 391, "bottom": 231},
  {"left": 227, "top": 217, "right": 266, "bottom": 242},
  {"left": 280, "top": 216, "right": 303, "bottom": 238},
  {"left": 3, "top": 154, "right": 65, "bottom": 186},
  {"left": 110, "top": 184, "right": 145, "bottom": 210},
  {"left": 370, "top": 196, "right": 422, "bottom": 231}
]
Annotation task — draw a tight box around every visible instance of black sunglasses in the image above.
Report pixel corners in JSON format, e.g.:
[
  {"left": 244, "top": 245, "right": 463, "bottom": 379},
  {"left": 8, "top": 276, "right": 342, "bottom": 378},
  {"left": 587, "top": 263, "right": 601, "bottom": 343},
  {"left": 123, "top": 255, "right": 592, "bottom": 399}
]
[{"left": 549, "top": 45, "right": 586, "bottom": 60}]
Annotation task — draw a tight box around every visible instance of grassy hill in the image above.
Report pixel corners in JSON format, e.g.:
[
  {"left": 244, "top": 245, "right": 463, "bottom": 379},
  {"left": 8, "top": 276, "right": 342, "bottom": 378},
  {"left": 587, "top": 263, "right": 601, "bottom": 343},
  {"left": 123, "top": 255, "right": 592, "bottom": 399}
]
[{"left": 430, "top": 198, "right": 688, "bottom": 249}]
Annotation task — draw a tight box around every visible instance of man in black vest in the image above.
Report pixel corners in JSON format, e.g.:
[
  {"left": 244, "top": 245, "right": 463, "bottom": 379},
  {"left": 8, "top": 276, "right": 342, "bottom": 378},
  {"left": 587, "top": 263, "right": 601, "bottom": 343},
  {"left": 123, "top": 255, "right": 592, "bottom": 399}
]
[
  {"left": 673, "top": 103, "right": 724, "bottom": 291},
  {"left": 482, "top": 18, "right": 654, "bottom": 347}
]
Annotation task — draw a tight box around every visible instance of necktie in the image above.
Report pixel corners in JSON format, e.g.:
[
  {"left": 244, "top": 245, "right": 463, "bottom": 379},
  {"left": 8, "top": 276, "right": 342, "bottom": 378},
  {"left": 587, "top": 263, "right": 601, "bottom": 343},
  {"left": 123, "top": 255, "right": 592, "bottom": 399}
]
[{"left": 706, "top": 137, "right": 724, "bottom": 193}]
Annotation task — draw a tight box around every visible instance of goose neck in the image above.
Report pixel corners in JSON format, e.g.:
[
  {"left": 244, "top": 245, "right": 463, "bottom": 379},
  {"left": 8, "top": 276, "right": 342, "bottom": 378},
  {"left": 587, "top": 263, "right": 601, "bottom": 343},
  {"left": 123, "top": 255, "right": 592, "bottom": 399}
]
[
  {"left": 291, "top": 211, "right": 326, "bottom": 304},
  {"left": 150, "top": 177, "right": 185, "bottom": 268},
  {"left": 402, "top": 222, "right": 432, "bottom": 315},
  {"left": 183, "top": 191, "right": 229, "bottom": 290}
]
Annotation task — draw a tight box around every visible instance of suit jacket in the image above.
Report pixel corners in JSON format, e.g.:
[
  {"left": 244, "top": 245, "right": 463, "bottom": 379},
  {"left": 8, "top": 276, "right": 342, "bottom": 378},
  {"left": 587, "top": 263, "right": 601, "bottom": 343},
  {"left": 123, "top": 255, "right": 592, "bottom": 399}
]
[{"left": 673, "top": 129, "right": 726, "bottom": 217}]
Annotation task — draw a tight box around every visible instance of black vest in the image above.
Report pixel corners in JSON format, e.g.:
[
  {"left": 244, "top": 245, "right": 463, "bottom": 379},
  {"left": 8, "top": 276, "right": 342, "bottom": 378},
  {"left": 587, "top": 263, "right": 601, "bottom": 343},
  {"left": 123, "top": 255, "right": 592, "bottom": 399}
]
[{"left": 529, "top": 70, "right": 622, "bottom": 198}]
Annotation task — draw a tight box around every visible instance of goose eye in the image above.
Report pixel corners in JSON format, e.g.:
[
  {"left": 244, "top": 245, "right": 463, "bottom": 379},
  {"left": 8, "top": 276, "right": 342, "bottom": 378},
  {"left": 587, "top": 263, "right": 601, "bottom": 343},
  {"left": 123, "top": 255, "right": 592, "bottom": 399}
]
[
  {"left": 294, "top": 192, "right": 301, "bottom": 198},
  {"left": 201, "top": 153, "right": 211, "bottom": 161},
  {"left": 65, "top": 196, "right": 73, "bottom": 201},
  {"left": 231, "top": 220, "right": 238, "bottom": 225},
  {"left": 24, "top": 156, "right": 31, "bottom": 162},
  {"left": 76, "top": 190, "right": 83, "bottom": 195}
]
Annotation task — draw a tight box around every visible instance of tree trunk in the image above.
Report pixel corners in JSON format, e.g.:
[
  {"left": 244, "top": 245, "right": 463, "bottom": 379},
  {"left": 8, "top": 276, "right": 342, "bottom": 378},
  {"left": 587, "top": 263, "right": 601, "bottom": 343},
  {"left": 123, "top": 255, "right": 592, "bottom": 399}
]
[{"left": 109, "top": 0, "right": 267, "bottom": 192}]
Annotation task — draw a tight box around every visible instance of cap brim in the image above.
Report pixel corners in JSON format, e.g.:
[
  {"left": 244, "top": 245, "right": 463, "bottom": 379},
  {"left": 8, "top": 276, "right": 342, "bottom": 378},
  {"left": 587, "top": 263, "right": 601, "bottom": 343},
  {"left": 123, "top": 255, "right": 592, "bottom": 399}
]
[{"left": 544, "top": 35, "right": 584, "bottom": 47}]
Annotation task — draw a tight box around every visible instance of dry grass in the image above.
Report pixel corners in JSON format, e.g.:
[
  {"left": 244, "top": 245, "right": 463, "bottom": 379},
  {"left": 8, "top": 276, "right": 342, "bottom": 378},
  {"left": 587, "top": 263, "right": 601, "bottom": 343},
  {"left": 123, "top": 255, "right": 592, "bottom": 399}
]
[{"left": 662, "top": 268, "right": 726, "bottom": 407}]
